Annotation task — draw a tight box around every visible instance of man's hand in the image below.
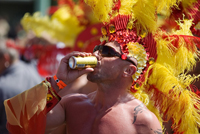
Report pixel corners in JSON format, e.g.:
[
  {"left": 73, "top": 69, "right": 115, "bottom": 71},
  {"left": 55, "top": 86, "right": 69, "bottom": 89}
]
[{"left": 56, "top": 51, "right": 94, "bottom": 85}]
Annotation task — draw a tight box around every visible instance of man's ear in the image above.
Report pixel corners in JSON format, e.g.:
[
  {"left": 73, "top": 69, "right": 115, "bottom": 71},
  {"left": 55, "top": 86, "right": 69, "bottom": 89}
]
[{"left": 123, "top": 65, "right": 136, "bottom": 77}]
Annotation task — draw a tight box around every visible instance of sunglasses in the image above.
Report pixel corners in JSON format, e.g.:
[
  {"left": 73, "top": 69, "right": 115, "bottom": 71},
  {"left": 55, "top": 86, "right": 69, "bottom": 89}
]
[{"left": 93, "top": 45, "right": 136, "bottom": 66}]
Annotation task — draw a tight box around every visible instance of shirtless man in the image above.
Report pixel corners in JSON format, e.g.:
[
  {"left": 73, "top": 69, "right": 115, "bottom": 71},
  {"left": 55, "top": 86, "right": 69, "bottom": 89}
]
[{"left": 45, "top": 41, "right": 162, "bottom": 134}]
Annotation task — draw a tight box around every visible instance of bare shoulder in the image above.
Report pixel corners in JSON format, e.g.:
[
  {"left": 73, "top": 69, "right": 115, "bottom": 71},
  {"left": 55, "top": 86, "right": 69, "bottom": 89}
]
[
  {"left": 60, "top": 93, "right": 91, "bottom": 107},
  {"left": 60, "top": 93, "right": 95, "bottom": 108},
  {"left": 131, "top": 100, "right": 154, "bottom": 124},
  {"left": 128, "top": 99, "right": 162, "bottom": 134}
]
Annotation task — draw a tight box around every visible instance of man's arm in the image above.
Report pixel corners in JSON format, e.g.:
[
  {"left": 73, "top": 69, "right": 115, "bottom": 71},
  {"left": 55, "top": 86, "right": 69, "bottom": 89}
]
[
  {"left": 45, "top": 101, "right": 65, "bottom": 133},
  {"left": 45, "top": 51, "right": 95, "bottom": 133}
]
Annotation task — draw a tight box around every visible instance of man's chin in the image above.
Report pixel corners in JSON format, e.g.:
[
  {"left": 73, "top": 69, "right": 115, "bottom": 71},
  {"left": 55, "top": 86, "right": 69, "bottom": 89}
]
[{"left": 87, "top": 73, "right": 99, "bottom": 82}]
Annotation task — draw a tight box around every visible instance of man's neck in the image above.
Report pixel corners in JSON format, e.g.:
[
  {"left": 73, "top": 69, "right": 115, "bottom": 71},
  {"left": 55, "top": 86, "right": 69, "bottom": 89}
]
[{"left": 89, "top": 84, "right": 133, "bottom": 111}]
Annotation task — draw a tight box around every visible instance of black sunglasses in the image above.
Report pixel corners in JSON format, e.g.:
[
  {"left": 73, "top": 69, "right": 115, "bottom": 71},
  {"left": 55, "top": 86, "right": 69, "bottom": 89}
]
[{"left": 93, "top": 45, "right": 136, "bottom": 66}]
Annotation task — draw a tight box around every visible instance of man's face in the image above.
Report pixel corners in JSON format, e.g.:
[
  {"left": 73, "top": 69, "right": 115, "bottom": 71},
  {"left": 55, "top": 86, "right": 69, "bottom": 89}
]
[{"left": 87, "top": 42, "right": 132, "bottom": 83}]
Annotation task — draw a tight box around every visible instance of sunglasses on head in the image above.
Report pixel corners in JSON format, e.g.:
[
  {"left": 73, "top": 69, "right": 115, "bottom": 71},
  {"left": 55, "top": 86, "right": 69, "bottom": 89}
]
[{"left": 93, "top": 45, "right": 136, "bottom": 66}]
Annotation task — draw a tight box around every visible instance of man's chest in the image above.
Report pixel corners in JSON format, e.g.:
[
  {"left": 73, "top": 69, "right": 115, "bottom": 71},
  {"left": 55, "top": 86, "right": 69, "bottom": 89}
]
[
  {"left": 92, "top": 109, "right": 137, "bottom": 134},
  {"left": 66, "top": 106, "right": 137, "bottom": 134}
]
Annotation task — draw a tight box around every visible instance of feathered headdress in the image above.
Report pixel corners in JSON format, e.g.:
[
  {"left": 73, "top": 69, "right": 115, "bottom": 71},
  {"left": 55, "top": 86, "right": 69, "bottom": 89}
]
[{"left": 84, "top": 0, "right": 200, "bottom": 133}]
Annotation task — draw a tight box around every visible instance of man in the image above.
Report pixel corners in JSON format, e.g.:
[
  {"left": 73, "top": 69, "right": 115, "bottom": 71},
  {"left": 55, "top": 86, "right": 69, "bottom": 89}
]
[{"left": 45, "top": 41, "right": 162, "bottom": 134}]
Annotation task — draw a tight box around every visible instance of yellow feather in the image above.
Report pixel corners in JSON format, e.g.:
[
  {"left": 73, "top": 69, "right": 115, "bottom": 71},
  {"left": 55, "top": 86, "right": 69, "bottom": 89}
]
[
  {"left": 132, "top": 0, "right": 157, "bottom": 32},
  {"left": 84, "top": 0, "right": 113, "bottom": 22},
  {"left": 119, "top": 0, "right": 137, "bottom": 15},
  {"left": 155, "top": 0, "right": 181, "bottom": 13}
]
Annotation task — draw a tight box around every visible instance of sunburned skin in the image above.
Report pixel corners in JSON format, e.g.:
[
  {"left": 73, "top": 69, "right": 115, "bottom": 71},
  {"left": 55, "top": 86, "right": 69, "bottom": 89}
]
[{"left": 46, "top": 91, "right": 162, "bottom": 134}]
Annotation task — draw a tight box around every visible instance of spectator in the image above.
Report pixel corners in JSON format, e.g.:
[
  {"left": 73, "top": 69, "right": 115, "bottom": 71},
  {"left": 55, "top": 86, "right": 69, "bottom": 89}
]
[{"left": 0, "top": 39, "right": 42, "bottom": 134}]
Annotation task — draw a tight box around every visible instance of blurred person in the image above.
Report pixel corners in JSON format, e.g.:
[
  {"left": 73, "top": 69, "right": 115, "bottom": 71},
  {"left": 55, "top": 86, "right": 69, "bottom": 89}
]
[
  {"left": 0, "top": 19, "right": 10, "bottom": 39},
  {"left": 0, "top": 39, "right": 43, "bottom": 134}
]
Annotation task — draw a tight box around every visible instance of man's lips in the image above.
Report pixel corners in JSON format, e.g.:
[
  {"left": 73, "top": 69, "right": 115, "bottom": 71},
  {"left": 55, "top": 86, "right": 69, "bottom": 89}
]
[{"left": 93, "top": 61, "right": 101, "bottom": 71}]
